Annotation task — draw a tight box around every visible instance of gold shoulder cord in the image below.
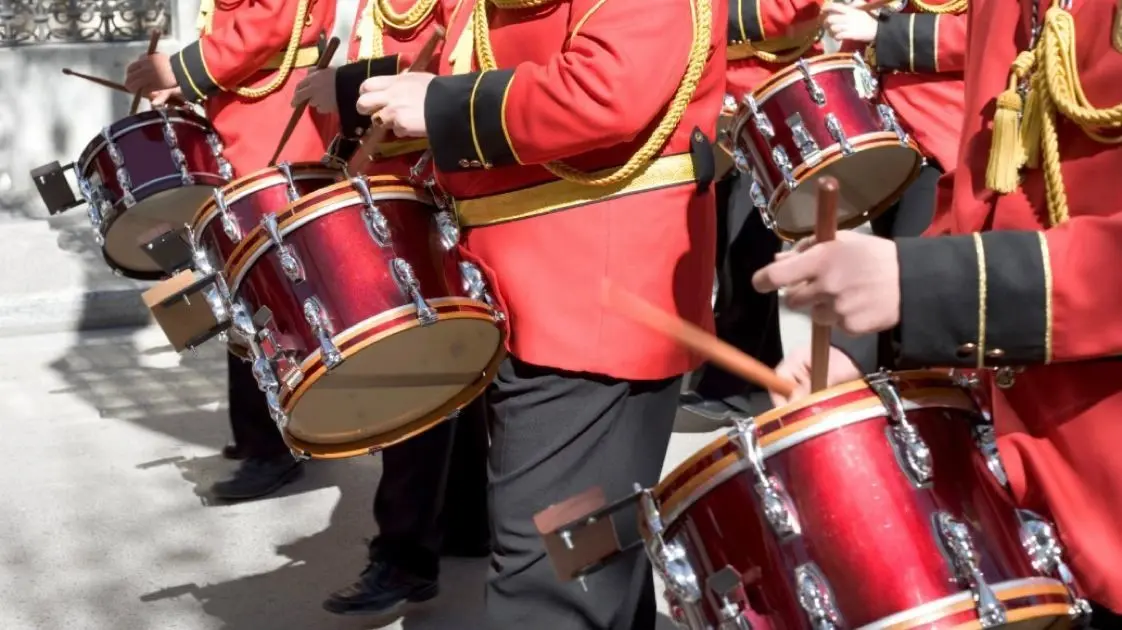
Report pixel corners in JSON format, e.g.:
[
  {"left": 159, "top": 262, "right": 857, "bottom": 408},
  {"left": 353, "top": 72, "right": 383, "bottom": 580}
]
[
  {"left": 909, "top": 0, "right": 967, "bottom": 14},
  {"left": 473, "top": 0, "right": 713, "bottom": 186},
  {"left": 986, "top": 5, "right": 1122, "bottom": 226},
  {"left": 360, "top": 0, "right": 440, "bottom": 59}
]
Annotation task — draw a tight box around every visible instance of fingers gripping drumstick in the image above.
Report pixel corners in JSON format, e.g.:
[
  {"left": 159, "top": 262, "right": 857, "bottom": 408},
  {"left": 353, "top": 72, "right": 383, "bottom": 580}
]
[
  {"left": 601, "top": 280, "right": 797, "bottom": 399},
  {"left": 131, "top": 30, "right": 162, "bottom": 115},
  {"left": 269, "top": 36, "right": 342, "bottom": 167},
  {"left": 347, "top": 26, "right": 446, "bottom": 174},
  {"left": 809, "top": 176, "right": 839, "bottom": 392}
]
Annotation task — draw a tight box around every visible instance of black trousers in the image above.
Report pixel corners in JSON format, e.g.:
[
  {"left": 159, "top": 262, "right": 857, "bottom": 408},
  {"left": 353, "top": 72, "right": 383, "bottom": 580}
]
[
  {"left": 485, "top": 357, "right": 681, "bottom": 630},
  {"left": 371, "top": 395, "right": 491, "bottom": 579},
  {"left": 694, "top": 164, "right": 943, "bottom": 402},
  {"left": 227, "top": 353, "right": 289, "bottom": 459}
]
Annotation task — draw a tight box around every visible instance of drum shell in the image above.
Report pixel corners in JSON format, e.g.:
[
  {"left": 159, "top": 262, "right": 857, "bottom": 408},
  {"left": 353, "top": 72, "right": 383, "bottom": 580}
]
[
  {"left": 651, "top": 372, "right": 1074, "bottom": 629},
  {"left": 224, "top": 177, "right": 504, "bottom": 456}
]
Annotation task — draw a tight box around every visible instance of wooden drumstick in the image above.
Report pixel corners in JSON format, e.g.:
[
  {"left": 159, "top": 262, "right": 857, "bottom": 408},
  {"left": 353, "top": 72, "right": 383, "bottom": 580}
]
[
  {"left": 131, "top": 30, "right": 162, "bottom": 115},
  {"left": 809, "top": 176, "right": 839, "bottom": 393},
  {"left": 602, "top": 280, "right": 797, "bottom": 399},
  {"left": 348, "top": 26, "right": 445, "bottom": 174},
  {"left": 63, "top": 68, "right": 132, "bottom": 94},
  {"left": 268, "top": 36, "right": 342, "bottom": 167}
]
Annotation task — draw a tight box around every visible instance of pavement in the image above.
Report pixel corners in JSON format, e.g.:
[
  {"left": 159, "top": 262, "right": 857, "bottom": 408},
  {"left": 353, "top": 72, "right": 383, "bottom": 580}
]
[{"left": 0, "top": 310, "right": 810, "bottom": 630}]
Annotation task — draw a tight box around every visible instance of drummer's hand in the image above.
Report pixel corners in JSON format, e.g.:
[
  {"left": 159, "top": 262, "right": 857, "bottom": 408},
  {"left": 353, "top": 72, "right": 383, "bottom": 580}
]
[
  {"left": 149, "top": 87, "right": 183, "bottom": 106},
  {"left": 293, "top": 68, "right": 338, "bottom": 112},
  {"left": 771, "top": 346, "right": 863, "bottom": 407},
  {"left": 124, "top": 52, "right": 177, "bottom": 94},
  {"left": 356, "top": 72, "right": 436, "bottom": 138},
  {"left": 822, "top": 2, "right": 880, "bottom": 43},
  {"left": 752, "top": 230, "right": 900, "bottom": 336}
]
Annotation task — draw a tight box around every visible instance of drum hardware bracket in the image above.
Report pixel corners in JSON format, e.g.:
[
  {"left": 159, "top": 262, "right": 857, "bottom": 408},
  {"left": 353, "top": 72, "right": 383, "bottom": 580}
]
[
  {"left": 459, "top": 261, "right": 505, "bottom": 321},
  {"left": 157, "top": 108, "right": 195, "bottom": 187},
  {"left": 30, "top": 160, "right": 83, "bottom": 216},
  {"left": 276, "top": 162, "right": 301, "bottom": 202},
  {"left": 353, "top": 177, "right": 393, "bottom": 247},
  {"left": 868, "top": 371, "right": 934, "bottom": 487},
  {"left": 1016, "top": 510, "right": 1093, "bottom": 624},
  {"left": 206, "top": 132, "right": 235, "bottom": 181},
  {"left": 771, "top": 147, "right": 799, "bottom": 192},
  {"left": 731, "top": 416, "right": 803, "bottom": 540},
  {"left": 303, "top": 296, "right": 344, "bottom": 369},
  {"left": 877, "top": 104, "right": 911, "bottom": 146},
  {"left": 392, "top": 259, "right": 439, "bottom": 326},
  {"left": 851, "top": 51, "right": 879, "bottom": 99},
  {"left": 249, "top": 350, "right": 291, "bottom": 431},
  {"left": 639, "top": 485, "right": 702, "bottom": 605},
  {"left": 262, "top": 214, "right": 307, "bottom": 284},
  {"left": 743, "top": 95, "right": 775, "bottom": 140},
  {"left": 212, "top": 187, "right": 242, "bottom": 243},
  {"left": 142, "top": 228, "right": 197, "bottom": 277},
  {"left": 408, "top": 150, "right": 434, "bottom": 187},
  {"left": 796, "top": 59, "right": 827, "bottom": 106},
  {"left": 787, "top": 114, "right": 822, "bottom": 165},
  {"left": 102, "top": 126, "right": 137, "bottom": 208},
  {"left": 708, "top": 566, "right": 754, "bottom": 630},
  {"left": 971, "top": 422, "right": 1009, "bottom": 487},
  {"left": 435, "top": 211, "right": 460, "bottom": 250},
  {"left": 289, "top": 448, "right": 311, "bottom": 462},
  {"left": 825, "top": 114, "right": 855, "bottom": 156},
  {"left": 251, "top": 305, "right": 306, "bottom": 389},
  {"left": 795, "top": 563, "right": 844, "bottom": 630},
  {"left": 934, "top": 512, "right": 1007, "bottom": 628}
]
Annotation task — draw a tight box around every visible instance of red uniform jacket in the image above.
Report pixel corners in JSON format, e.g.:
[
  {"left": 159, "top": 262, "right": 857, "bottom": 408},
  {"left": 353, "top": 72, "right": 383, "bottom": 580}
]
[
  {"left": 169, "top": 0, "right": 336, "bottom": 171},
  {"left": 420, "top": 0, "right": 724, "bottom": 380},
  {"left": 726, "top": 0, "right": 824, "bottom": 98},
  {"left": 332, "top": 0, "right": 448, "bottom": 178},
  {"left": 882, "top": 0, "right": 1122, "bottom": 611},
  {"left": 866, "top": 3, "right": 967, "bottom": 170}
]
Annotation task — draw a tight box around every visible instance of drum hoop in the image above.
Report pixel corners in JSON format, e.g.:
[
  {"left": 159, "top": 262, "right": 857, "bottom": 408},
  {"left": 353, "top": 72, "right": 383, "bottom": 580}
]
[
  {"left": 191, "top": 165, "right": 342, "bottom": 239},
  {"left": 78, "top": 110, "right": 212, "bottom": 173},
  {"left": 750, "top": 53, "right": 858, "bottom": 105},
  {"left": 224, "top": 181, "right": 428, "bottom": 294},
  {"left": 859, "top": 577, "right": 1072, "bottom": 630}
]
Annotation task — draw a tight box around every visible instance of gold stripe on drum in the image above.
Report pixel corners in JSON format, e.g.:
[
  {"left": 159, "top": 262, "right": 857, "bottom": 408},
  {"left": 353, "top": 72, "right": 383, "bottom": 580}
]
[{"left": 861, "top": 578, "right": 1072, "bottom": 630}]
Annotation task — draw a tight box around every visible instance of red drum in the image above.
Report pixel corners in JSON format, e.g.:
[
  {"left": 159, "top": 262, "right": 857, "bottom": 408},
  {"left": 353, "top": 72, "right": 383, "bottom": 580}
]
[
  {"left": 188, "top": 162, "right": 342, "bottom": 356},
  {"left": 76, "top": 108, "right": 233, "bottom": 279},
  {"left": 647, "top": 371, "right": 1089, "bottom": 630},
  {"left": 729, "top": 53, "right": 923, "bottom": 240},
  {"left": 221, "top": 175, "right": 506, "bottom": 458}
]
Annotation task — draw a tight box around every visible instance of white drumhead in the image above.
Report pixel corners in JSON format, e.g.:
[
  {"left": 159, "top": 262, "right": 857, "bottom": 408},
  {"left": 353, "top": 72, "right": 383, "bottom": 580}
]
[
  {"left": 103, "top": 185, "right": 214, "bottom": 274},
  {"left": 774, "top": 144, "right": 921, "bottom": 237},
  {"left": 286, "top": 316, "right": 502, "bottom": 446}
]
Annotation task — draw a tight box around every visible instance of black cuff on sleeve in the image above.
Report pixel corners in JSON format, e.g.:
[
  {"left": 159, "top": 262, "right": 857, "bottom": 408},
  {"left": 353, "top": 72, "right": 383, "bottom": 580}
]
[
  {"left": 895, "top": 235, "right": 980, "bottom": 368},
  {"left": 874, "top": 13, "right": 938, "bottom": 73},
  {"left": 728, "top": 0, "right": 765, "bottom": 44},
  {"left": 831, "top": 329, "right": 882, "bottom": 375},
  {"left": 976, "top": 231, "right": 1049, "bottom": 365},
  {"left": 424, "top": 69, "right": 518, "bottom": 173},
  {"left": 171, "top": 41, "right": 220, "bottom": 104},
  {"left": 335, "top": 56, "right": 400, "bottom": 139}
]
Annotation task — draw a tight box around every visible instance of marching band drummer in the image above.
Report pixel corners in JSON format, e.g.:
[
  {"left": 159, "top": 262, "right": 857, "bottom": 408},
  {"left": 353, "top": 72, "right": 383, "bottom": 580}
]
[
  {"left": 290, "top": 0, "right": 493, "bottom": 617},
  {"left": 351, "top": 0, "right": 725, "bottom": 625},
  {"left": 756, "top": 0, "right": 1122, "bottom": 623},
  {"left": 123, "top": 0, "right": 337, "bottom": 500},
  {"left": 681, "top": 0, "right": 827, "bottom": 422}
]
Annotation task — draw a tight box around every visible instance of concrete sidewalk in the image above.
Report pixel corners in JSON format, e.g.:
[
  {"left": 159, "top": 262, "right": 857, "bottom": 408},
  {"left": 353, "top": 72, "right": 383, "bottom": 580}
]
[{"left": 0, "top": 317, "right": 809, "bottom": 630}]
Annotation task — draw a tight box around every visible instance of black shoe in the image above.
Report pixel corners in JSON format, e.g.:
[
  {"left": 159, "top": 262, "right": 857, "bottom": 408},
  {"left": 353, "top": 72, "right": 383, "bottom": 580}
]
[
  {"left": 323, "top": 560, "right": 439, "bottom": 616},
  {"left": 221, "top": 443, "right": 247, "bottom": 460},
  {"left": 210, "top": 456, "right": 304, "bottom": 501},
  {"left": 439, "top": 537, "right": 490, "bottom": 559},
  {"left": 679, "top": 391, "right": 740, "bottom": 425}
]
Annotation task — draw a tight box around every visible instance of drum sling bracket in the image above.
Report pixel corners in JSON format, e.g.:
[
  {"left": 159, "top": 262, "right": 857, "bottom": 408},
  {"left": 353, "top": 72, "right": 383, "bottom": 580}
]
[
  {"left": 30, "top": 161, "right": 82, "bottom": 216},
  {"left": 142, "top": 228, "right": 197, "bottom": 277}
]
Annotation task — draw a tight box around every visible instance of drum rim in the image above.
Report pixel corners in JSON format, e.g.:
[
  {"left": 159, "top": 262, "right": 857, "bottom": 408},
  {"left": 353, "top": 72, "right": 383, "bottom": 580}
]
[
  {"left": 77, "top": 107, "right": 212, "bottom": 174},
  {"left": 750, "top": 52, "right": 860, "bottom": 105},
  {"left": 653, "top": 370, "right": 967, "bottom": 516},
  {"left": 280, "top": 301, "right": 506, "bottom": 459},
  {"left": 190, "top": 162, "right": 343, "bottom": 242},
  {"left": 222, "top": 177, "right": 430, "bottom": 295},
  {"left": 767, "top": 136, "right": 924, "bottom": 241},
  {"left": 860, "top": 577, "right": 1073, "bottom": 630}
]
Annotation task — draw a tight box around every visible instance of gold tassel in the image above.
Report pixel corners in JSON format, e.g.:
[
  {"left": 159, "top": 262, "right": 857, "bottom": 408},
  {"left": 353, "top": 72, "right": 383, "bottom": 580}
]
[
  {"left": 985, "top": 83, "right": 1026, "bottom": 194},
  {"left": 357, "top": 0, "right": 383, "bottom": 60},
  {"left": 1020, "top": 73, "right": 1044, "bottom": 169}
]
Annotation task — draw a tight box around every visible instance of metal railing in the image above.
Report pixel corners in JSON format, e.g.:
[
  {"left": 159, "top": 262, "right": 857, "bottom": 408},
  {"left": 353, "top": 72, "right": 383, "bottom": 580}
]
[{"left": 0, "top": 0, "right": 169, "bottom": 46}]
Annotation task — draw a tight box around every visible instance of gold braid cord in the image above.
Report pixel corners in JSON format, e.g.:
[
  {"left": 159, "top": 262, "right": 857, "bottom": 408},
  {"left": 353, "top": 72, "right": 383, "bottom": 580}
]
[
  {"left": 739, "top": 35, "right": 817, "bottom": 64},
  {"left": 359, "top": 0, "right": 438, "bottom": 59},
  {"left": 909, "top": 0, "right": 967, "bottom": 14},
  {"left": 985, "top": 6, "right": 1122, "bottom": 226},
  {"left": 473, "top": 0, "right": 713, "bottom": 186},
  {"left": 232, "top": 0, "right": 311, "bottom": 98}
]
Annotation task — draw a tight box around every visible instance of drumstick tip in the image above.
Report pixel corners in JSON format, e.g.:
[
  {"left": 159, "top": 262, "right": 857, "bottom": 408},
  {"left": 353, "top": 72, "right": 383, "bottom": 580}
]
[{"left": 816, "top": 175, "right": 839, "bottom": 193}]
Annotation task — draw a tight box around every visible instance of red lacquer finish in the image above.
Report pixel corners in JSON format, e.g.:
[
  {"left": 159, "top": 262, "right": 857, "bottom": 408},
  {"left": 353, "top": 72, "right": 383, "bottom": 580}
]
[
  {"left": 653, "top": 372, "right": 1078, "bottom": 630},
  {"left": 191, "top": 162, "right": 341, "bottom": 271},
  {"left": 731, "top": 53, "right": 923, "bottom": 240},
  {"left": 79, "top": 108, "right": 230, "bottom": 279},
  {"left": 224, "top": 176, "right": 505, "bottom": 457}
]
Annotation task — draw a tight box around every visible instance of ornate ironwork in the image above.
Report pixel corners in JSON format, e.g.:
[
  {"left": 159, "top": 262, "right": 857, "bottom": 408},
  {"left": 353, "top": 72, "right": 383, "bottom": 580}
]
[{"left": 0, "top": 0, "right": 169, "bottom": 47}]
